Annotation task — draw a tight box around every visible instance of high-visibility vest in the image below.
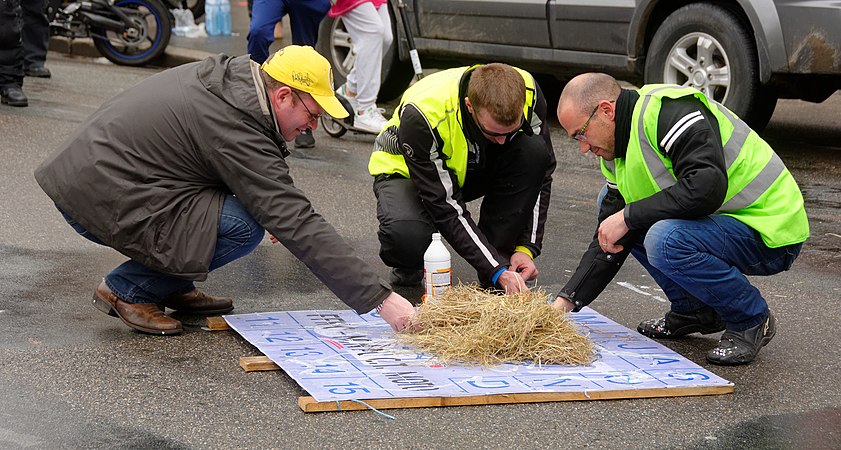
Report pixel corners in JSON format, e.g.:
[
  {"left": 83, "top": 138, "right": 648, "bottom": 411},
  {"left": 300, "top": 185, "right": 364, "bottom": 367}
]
[
  {"left": 368, "top": 65, "right": 537, "bottom": 187},
  {"left": 601, "top": 85, "right": 809, "bottom": 248}
]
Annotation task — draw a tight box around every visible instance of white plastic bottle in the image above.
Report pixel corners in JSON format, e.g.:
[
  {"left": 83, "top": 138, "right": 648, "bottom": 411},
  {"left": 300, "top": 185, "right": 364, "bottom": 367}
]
[
  {"left": 423, "top": 233, "right": 451, "bottom": 302},
  {"left": 171, "top": 8, "right": 193, "bottom": 37}
]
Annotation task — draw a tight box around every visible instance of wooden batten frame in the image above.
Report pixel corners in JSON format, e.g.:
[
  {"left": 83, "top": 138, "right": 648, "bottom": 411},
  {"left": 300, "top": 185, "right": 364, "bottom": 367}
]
[{"left": 298, "top": 384, "right": 734, "bottom": 413}]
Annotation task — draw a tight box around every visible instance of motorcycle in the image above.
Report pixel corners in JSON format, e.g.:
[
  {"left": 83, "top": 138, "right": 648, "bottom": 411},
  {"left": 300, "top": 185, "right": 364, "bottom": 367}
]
[{"left": 48, "top": 0, "right": 172, "bottom": 66}]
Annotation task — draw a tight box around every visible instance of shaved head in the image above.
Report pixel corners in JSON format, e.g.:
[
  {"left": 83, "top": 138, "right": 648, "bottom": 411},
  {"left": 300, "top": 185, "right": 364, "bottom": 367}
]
[{"left": 559, "top": 73, "right": 622, "bottom": 115}]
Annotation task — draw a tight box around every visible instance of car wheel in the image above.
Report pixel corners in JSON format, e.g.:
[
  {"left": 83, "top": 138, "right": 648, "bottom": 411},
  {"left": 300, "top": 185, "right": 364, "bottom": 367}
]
[
  {"left": 644, "top": 3, "right": 777, "bottom": 130},
  {"left": 316, "top": 5, "right": 413, "bottom": 103}
]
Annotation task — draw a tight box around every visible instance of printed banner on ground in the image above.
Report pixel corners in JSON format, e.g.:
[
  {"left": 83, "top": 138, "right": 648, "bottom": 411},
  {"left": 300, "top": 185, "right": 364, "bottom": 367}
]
[{"left": 224, "top": 307, "right": 732, "bottom": 402}]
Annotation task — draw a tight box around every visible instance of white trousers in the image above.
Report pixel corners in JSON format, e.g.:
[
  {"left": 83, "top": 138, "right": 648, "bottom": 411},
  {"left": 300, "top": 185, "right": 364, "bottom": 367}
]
[{"left": 343, "top": 2, "right": 392, "bottom": 110}]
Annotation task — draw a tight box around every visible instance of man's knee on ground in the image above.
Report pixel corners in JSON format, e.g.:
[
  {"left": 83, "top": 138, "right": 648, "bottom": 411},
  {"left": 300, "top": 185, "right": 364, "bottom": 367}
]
[{"left": 378, "top": 219, "right": 434, "bottom": 268}]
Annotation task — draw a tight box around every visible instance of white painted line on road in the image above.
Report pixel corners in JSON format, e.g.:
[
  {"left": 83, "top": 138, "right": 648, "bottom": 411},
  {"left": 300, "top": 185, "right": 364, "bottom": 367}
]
[{"left": 617, "top": 281, "right": 667, "bottom": 303}]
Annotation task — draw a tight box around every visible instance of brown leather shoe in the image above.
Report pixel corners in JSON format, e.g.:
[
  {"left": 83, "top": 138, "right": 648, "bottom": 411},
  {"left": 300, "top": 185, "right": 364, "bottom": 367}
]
[
  {"left": 93, "top": 282, "right": 182, "bottom": 335},
  {"left": 160, "top": 289, "right": 234, "bottom": 315}
]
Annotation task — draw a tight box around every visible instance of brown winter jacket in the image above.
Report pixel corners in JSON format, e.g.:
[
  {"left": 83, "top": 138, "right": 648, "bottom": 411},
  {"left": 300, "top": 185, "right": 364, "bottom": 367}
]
[{"left": 34, "top": 54, "right": 390, "bottom": 314}]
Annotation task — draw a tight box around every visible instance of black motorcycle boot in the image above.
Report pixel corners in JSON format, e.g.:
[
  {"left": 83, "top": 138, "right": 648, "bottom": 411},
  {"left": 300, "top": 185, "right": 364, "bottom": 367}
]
[
  {"left": 295, "top": 129, "right": 315, "bottom": 148},
  {"left": 25, "top": 66, "right": 52, "bottom": 78},
  {"left": 1, "top": 86, "right": 28, "bottom": 107},
  {"left": 638, "top": 306, "right": 725, "bottom": 339},
  {"left": 706, "top": 311, "right": 776, "bottom": 366}
]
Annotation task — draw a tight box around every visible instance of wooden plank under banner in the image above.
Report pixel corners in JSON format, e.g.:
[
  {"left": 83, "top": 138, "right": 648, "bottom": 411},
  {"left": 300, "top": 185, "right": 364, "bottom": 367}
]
[
  {"left": 239, "top": 356, "right": 279, "bottom": 372},
  {"left": 236, "top": 352, "right": 736, "bottom": 411},
  {"left": 297, "top": 384, "right": 735, "bottom": 412},
  {"left": 205, "top": 316, "right": 230, "bottom": 331}
]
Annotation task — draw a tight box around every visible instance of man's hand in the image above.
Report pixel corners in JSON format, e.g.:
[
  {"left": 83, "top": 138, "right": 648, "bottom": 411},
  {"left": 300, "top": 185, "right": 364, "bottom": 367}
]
[
  {"left": 497, "top": 270, "right": 528, "bottom": 294},
  {"left": 509, "top": 251, "right": 539, "bottom": 281},
  {"left": 550, "top": 295, "right": 576, "bottom": 313},
  {"left": 377, "top": 292, "right": 417, "bottom": 332},
  {"left": 598, "top": 208, "right": 629, "bottom": 253}
]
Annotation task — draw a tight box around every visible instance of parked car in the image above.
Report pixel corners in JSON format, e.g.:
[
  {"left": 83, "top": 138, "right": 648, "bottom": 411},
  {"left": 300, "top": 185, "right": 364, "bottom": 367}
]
[{"left": 317, "top": 0, "right": 841, "bottom": 130}]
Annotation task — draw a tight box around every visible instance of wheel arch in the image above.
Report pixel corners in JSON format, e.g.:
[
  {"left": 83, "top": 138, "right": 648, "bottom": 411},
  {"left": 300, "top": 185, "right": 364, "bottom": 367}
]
[{"left": 628, "top": 0, "right": 787, "bottom": 83}]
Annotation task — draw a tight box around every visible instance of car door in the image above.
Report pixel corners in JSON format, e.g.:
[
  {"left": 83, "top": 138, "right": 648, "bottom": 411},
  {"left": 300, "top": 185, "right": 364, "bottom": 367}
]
[
  {"left": 415, "top": 0, "right": 552, "bottom": 49},
  {"left": 548, "top": 0, "right": 635, "bottom": 55}
]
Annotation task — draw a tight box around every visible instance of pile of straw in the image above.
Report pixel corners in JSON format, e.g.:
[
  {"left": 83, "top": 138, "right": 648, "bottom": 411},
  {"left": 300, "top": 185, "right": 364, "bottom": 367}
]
[{"left": 403, "top": 285, "right": 594, "bottom": 366}]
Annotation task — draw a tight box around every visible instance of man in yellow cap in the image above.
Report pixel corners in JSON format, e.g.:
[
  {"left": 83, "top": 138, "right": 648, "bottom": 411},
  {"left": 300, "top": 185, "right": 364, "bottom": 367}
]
[{"left": 35, "top": 45, "right": 417, "bottom": 336}]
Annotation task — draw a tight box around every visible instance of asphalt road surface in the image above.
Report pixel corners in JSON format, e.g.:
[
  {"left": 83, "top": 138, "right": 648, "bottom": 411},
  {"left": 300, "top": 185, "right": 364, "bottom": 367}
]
[{"left": 1, "top": 53, "right": 839, "bottom": 449}]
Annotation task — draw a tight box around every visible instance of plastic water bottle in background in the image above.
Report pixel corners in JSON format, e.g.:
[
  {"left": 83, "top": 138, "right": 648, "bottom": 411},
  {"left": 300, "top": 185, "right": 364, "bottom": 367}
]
[
  {"left": 219, "top": 0, "right": 231, "bottom": 35},
  {"left": 171, "top": 8, "right": 194, "bottom": 36},
  {"left": 423, "top": 233, "right": 451, "bottom": 302},
  {"left": 205, "top": 0, "right": 219, "bottom": 36}
]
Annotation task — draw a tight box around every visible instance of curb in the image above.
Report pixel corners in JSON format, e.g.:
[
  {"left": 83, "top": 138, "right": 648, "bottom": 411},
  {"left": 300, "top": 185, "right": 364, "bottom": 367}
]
[{"left": 49, "top": 36, "right": 215, "bottom": 68}]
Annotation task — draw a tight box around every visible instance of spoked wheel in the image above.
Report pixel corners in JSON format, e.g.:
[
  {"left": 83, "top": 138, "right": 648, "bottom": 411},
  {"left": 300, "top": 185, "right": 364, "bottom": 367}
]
[
  {"left": 321, "top": 115, "right": 348, "bottom": 138},
  {"left": 644, "top": 3, "right": 777, "bottom": 130},
  {"left": 92, "top": 0, "right": 172, "bottom": 66}
]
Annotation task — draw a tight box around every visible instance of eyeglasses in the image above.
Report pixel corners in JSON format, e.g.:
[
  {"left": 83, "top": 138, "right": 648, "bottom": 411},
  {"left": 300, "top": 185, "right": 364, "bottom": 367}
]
[
  {"left": 572, "top": 104, "right": 599, "bottom": 142},
  {"left": 293, "top": 90, "right": 321, "bottom": 123},
  {"left": 471, "top": 112, "right": 521, "bottom": 141}
]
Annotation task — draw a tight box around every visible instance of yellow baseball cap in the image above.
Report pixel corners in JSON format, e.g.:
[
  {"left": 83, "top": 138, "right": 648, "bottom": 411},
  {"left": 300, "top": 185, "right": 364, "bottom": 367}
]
[{"left": 261, "top": 45, "right": 349, "bottom": 119}]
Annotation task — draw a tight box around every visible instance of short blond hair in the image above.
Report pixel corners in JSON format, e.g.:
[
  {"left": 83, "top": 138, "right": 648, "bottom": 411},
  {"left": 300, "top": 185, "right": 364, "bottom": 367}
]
[{"left": 467, "top": 64, "right": 526, "bottom": 127}]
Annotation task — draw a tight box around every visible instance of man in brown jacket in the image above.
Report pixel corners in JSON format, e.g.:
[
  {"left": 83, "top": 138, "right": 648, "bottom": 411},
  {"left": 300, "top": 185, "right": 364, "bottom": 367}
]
[{"left": 34, "top": 45, "right": 416, "bottom": 335}]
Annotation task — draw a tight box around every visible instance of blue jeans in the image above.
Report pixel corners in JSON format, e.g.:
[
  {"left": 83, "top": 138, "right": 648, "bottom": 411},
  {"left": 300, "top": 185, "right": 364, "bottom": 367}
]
[
  {"left": 62, "top": 195, "right": 264, "bottom": 304},
  {"left": 598, "top": 186, "right": 802, "bottom": 331},
  {"left": 247, "top": 0, "right": 330, "bottom": 64}
]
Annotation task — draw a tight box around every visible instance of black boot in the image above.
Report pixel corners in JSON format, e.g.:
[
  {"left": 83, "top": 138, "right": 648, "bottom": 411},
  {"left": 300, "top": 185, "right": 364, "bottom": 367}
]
[
  {"left": 1, "top": 86, "right": 28, "bottom": 107},
  {"left": 25, "top": 66, "right": 52, "bottom": 78},
  {"left": 295, "top": 129, "right": 315, "bottom": 148},
  {"left": 638, "top": 306, "right": 725, "bottom": 339},
  {"left": 706, "top": 311, "right": 776, "bottom": 365}
]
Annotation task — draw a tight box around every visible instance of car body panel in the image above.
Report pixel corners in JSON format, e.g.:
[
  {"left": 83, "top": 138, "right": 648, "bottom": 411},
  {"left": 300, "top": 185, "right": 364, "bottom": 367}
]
[
  {"left": 775, "top": 0, "right": 841, "bottom": 74},
  {"left": 549, "top": 0, "right": 635, "bottom": 55},
  {"left": 416, "top": 0, "right": 552, "bottom": 48},
  {"left": 375, "top": 0, "right": 841, "bottom": 113}
]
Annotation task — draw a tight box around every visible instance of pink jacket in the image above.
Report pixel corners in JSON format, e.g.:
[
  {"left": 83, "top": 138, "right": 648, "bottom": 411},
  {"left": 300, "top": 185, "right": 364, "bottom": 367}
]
[{"left": 328, "top": 0, "right": 387, "bottom": 18}]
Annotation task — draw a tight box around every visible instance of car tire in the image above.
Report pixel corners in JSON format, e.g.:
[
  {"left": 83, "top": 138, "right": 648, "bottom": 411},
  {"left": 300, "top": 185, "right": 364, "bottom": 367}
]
[
  {"left": 644, "top": 3, "right": 777, "bottom": 130},
  {"left": 316, "top": 4, "right": 413, "bottom": 103}
]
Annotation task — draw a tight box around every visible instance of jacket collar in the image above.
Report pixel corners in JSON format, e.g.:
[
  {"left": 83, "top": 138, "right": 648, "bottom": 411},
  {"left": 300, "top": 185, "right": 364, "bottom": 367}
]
[
  {"left": 251, "top": 60, "right": 290, "bottom": 157},
  {"left": 614, "top": 88, "right": 639, "bottom": 159},
  {"left": 458, "top": 66, "right": 485, "bottom": 147}
]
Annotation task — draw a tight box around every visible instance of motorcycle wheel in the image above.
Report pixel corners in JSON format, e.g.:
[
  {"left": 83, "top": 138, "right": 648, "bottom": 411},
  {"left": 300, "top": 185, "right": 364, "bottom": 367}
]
[
  {"left": 321, "top": 115, "right": 348, "bottom": 138},
  {"left": 92, "top": 0, "right": 172, "bottom": 66}
]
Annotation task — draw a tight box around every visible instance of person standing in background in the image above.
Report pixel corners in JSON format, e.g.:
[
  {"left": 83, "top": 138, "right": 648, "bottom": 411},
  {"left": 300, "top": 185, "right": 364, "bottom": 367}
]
[
  {"left": 328, "top": 0, "right": 392, "bottom": 133},
  {"left": 23, "top": 0, "right": 51, "bottom": 78},
  {"left": 248, "top": 0, "right": 330, "bottom": 149},
  {"left": 1, "top": 0, "right": 28, "bottom": 106}
]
